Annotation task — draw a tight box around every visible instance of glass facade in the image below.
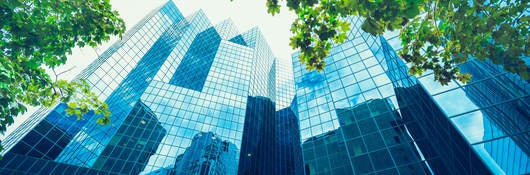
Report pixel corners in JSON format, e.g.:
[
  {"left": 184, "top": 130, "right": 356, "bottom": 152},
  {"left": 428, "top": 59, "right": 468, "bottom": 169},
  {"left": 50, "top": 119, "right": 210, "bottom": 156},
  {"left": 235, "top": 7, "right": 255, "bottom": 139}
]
[
  {"left": 238, "top": 96, "right": 276, "bottom": 175},
  {"left": 2, "top": 2, "right": 526, "bottom": 175},
  {"left": 382, "top": 21, "right": 529, "bottom": 174},
  {"left": 92, "top": 101, "right": 167, "bottom": 174},
  {"left": 292, "top": 17, "right": 432, "bottom": 175},
  {"left": 0, "top": 2, "right": 302, "bottom": 175},
  {"left": 292, "top": 16, "right": 529, "bottom": 175},
  {"left": 172, "top": 132, "right": 239, "bottom": 175},
  {"left": 169, "top": 27, "right": 221, "bottom": 91},
  {"left": 275, "top": 61, "right": 304, "bottom": 175},
  {"left": 301, "top": 98, "right": 428, "bottom": 175}
]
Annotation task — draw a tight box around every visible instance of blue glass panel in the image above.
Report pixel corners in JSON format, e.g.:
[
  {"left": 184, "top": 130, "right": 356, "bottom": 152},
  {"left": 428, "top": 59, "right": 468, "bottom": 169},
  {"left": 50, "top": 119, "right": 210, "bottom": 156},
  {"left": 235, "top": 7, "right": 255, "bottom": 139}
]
[
  {"left": 229, "top": 34, "right": 248, "bottom": 46},
  {"left": 169, "top": 27, "right": 221, "bottom": 91}
]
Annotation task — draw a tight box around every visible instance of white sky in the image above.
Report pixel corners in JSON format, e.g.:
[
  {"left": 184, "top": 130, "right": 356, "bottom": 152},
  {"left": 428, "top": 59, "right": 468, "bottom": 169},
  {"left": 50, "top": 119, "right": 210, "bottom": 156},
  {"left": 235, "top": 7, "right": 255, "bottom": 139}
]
[{"left": 2, "top": 0, "right": 296, "bottom": 139}]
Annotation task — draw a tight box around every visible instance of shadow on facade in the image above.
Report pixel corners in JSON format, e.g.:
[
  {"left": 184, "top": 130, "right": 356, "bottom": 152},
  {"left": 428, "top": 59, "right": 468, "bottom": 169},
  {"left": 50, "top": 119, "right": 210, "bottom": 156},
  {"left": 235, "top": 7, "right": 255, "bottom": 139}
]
[
  {"left": 239, "top": 96, "right": 303, "bottom": 175},
  {"left": 0, "top": 101, "right": 167, "bottom": 174},
  {"left": 302, "top": 98, "right": 429, "bottom": 175}
]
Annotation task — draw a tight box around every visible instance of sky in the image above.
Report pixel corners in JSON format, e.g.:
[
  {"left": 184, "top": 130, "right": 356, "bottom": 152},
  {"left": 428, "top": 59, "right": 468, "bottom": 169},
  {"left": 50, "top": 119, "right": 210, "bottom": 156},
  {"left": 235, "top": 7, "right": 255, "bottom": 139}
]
[{"left": 1, "top": 0, "right": 297, "bottom": 139}]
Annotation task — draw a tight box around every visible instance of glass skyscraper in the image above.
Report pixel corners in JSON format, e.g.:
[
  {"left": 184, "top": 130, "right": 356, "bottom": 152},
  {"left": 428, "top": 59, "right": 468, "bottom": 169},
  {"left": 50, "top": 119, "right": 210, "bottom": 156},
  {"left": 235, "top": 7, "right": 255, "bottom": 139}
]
[
  {"left": 292, "top": 17, "right": 432, "bottom": 175},
  {"left": 0, "top": 2, "right": 302, "bottom": 175},
  {"left": 1, "top": 2, "right": 528, "bottom": 175},
  {"left": 292, "top": 16, "right": 529, "bottom": 175}
]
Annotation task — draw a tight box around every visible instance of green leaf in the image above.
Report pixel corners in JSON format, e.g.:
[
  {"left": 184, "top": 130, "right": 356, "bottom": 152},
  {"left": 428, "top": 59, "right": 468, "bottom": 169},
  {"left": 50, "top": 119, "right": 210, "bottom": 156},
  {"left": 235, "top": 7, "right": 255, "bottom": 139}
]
[
  {"left": 97, "top": 116, "right": 111, "bottom": 125},
  {"left": 0, "top": 0, "right": 123, "bottom": 159},
  {"left": 266, "top": 0, "right": 281, "bottom": 15}
]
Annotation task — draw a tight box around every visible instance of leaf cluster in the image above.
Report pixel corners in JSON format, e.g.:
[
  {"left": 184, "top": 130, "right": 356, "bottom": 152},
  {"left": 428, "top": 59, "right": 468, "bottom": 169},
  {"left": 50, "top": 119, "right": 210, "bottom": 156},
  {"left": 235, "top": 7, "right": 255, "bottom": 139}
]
[
  {"left": 264, "top": 0, "right": 426, "bottom": 73},
  {"left": 400, "top": 0, "right": 530, "bottom": 84},
  {"left": 246, "top": 0, "right": 530, "bottom": 85},
  {"left": 0, "top": 0, "right": 124, "bottom": 153}
]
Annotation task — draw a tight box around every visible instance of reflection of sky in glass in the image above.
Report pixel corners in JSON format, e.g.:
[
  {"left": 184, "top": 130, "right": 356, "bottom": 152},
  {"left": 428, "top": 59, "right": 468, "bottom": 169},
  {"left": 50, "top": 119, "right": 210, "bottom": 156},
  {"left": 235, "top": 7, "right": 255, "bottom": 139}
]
[
  {"left": 473, "top": 144, "right": 506, "bottom": 174},
  {"left": 1, "top": 2, "right": 296, "bottom": 175},
  {"left": 417, "top": 73, "right": 459, "bottom": 95},
  {"left": 54, "top": 4, "right": 188, "bottom": 167},
  {"left": 141, "top": 39, "right": 254, "bottom": 172},
  {"left": 275, "top": 61, "right": 295, "bottom": 110},
  {"left": 134, "top": 14, "right": 279, "bottom": 173},
  {"left": 382, "top": 18, "right": 530, "bottom": 174},
  {"left": 451, "top": 111, "right": 486, "bottom": 143},
  {"left": 474, "top": 137, "right": 530, "bottom": 175},
  {"left": 293, "top": 19, "right": 433, "bottom": 173},
  {"left": 432, "top": 88, "right": 479, "bottom": 116},
  {"left": 293, "top": 15, "right": 529, "bottom": 174},
  {"left": 292, "top": 17, "right": 396, "bottom": 141},
  {"left": 421, "top": 62, "right": 529, "bottom": 174}
]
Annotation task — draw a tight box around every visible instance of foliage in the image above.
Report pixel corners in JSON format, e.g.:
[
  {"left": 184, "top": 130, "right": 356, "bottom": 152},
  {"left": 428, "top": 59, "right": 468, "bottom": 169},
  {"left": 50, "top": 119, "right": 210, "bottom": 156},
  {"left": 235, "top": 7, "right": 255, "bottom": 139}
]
[
  {"left": 0, "top": 0, "right": 125, "bottom": 139},
  {"left": 245, "top": 0, "right": 530, "bottom": 85},
  {"left": 400, "top": 0, "right": 530, "bottom": 84}
]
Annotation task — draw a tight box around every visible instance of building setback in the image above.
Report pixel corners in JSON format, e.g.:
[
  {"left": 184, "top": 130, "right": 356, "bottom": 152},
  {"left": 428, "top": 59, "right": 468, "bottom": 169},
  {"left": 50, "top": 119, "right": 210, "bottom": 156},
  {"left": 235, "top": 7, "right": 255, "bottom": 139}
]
[
  {"left": 1, "top": 2, "right": 528, "bottom": 175},
  {"left": 0, "top": 2, "right": 302, "bottom": 175}
]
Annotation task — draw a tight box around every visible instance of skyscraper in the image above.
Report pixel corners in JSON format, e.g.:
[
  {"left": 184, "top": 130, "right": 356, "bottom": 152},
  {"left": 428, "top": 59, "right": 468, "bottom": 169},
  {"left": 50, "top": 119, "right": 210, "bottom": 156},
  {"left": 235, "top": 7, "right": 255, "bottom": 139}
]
[
  {"left": 274, "top": 62, "right": 304, "bottom": 175},
  {"left": 292, "top": 17, "right": 432, "bottom": 175},
  {"left": 382, "top": 20, "right": 529, "bottom": 174},
  {"left": 3, "top": 1, "right": 526, "bottom": 175},
  {"left": 0, "top": 2, "right": 302, "bottom": 174},
  {"left": 292, "top": 16, "right": 529, "bottom": 174}
]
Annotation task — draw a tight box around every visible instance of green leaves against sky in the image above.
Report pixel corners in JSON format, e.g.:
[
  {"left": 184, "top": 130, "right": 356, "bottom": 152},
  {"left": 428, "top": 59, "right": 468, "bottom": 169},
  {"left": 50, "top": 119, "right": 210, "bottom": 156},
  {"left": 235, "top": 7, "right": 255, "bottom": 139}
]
[
  {"left": 0, "top": 0, "right": 125, "bottom": 138},
  {"left": 261, "top": 0, "right": 530, "bottom": 85}
]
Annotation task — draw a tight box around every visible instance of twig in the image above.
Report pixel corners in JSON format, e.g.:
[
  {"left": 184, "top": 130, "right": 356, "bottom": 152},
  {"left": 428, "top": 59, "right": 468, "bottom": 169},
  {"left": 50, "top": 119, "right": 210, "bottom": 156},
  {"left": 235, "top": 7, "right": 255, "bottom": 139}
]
[{"left": 56, "top": 66, "right": 77, "bottom": 77}]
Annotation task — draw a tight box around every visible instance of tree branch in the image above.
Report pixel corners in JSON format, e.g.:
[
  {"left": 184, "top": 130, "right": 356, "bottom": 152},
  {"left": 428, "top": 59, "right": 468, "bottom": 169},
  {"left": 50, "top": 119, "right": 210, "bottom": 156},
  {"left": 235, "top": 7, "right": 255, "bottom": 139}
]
[{"left": 56, "top": 66, "right": 77, "bottom": 77}]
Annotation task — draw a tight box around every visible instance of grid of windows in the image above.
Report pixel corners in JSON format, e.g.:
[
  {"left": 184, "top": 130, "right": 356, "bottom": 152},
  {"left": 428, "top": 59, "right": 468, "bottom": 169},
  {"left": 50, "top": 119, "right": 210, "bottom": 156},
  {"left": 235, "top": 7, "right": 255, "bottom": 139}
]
[
  {"left": 0, "top": 2, "right": 182, "bottom": 158},
  {"left": 139, "top": 40, "right": 254, "bottom": 172},
  {"left": 1, "top": 2, "right": 302, "bottom": 175},
  {"left": 228, "top": 35, "right": 247, "bottom": 47},
  {"left": 54, "top": 9, "right": 187, "bottom": 168},
  {"left": 2, "top": 1, "right": 525, "bottom": 174},
  {"left": 302, "top": 98, "right": 427, "bottom": 175},
  {"left": 91, "top": 101, "right": 166, "bottom": 174},
  {"left": 275, "top": 60, "right": 304, "bottom": 175},
  {"left": 169, "top": 27, "right": 221, "bottom": 91},
  {"left": 293, "top": 19, "right": 399, "bottom": 141},
  {"left": 8, "top": 104, "right": 92, "bottom": 161},
  {"left": 292, "top": 17, "right": 432, "bottom": 175},
  {"left": 292, "top": 15, "right": 528, "bottom": 175},
  {"left": 213, "top": 19, "right": 239, "bottom": 40},
  {"left": 378, "top": 16, "right": 529, "bottom": 175}
]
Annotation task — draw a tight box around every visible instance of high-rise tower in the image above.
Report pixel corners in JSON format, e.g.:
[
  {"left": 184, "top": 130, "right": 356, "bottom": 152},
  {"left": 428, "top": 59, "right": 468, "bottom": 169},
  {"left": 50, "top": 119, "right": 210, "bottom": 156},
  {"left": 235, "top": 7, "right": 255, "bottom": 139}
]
[
  {"left": 291, "top": 16, "right": 529, "bottom": 175},
  {"left": 0, "top": 2, "right": 302, "bottom": 174},
  {"left": 291, "top": 17, "right": 432, "bottom": 175}
]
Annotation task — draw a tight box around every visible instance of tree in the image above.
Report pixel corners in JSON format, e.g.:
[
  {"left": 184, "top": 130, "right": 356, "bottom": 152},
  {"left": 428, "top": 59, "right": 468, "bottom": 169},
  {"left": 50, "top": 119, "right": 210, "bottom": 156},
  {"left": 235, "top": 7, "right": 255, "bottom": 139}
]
[
  {"left": 245, "top": 0, "right": 530, "bottom": 85},
  {"left": 0, "top": 0, "right": 125, "bottom": 145}
]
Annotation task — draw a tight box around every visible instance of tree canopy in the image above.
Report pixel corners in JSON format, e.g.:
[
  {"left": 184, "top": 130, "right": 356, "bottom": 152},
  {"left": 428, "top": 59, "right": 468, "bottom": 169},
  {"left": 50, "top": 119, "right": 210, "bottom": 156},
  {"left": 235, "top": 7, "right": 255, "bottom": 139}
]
[
  {"left": 0, "top": 0, "right": 125, "bottom": 141},
  {"left": 253, "top": 0, "right": 530, "bottom": 85}
]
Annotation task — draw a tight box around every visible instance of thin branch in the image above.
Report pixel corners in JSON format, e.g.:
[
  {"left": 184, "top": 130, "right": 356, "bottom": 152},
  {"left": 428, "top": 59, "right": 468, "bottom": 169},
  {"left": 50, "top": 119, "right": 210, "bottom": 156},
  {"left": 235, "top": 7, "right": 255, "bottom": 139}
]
[
  {"left": 50, "top": 68, "right": 59, "bottom": 98},
  {"left": 56, "top": 66, "right": 77, "bottom": 77},
  {"left": 51, "top": 68, "right": 59, "bottom": 82},
  {"left": 432, "top": 0, "right": 440, "bottom": 30},
  {"left": 93, "top": 46, "right": 101, "bottom": 58},
  {"left": 53, "top": 66, "right": 76, "bottom": 98}
]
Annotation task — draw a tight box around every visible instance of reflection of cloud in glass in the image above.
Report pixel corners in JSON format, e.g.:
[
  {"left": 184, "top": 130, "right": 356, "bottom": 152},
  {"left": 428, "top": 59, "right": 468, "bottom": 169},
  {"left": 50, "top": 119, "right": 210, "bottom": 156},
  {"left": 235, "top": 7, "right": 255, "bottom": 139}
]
[
  {"left": 418, "top": 74, "right": 459, "bottom": 95},
  {"left": 479, "top": 108, "right": 530, "bottom": 174},
  {"left": 299, "top": 71, "right": 326, "bottom": 88},
  {"left": 433, "top": 88, "right": 479, "bottom": 116},
  {"left": 141, "top": 78, "right": 249, "bottom": 171},
  {"left": 450, "top": 111, "right": 485, "bottom": 143}
]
